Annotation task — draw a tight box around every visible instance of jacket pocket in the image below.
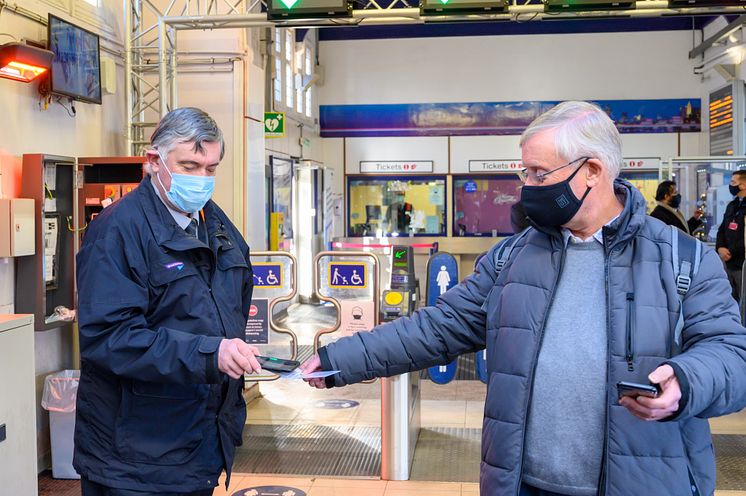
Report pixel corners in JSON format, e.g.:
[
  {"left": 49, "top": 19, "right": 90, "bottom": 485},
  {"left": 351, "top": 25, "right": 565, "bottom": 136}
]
[
  {"left": 115, "top": 382, "right": 208, "bottom": 465},
  {"left": 625, "top": 293, "right": 635, "bottom": 372}
]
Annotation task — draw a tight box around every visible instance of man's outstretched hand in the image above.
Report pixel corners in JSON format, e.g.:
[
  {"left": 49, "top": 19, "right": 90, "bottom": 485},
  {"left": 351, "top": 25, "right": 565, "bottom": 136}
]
[
  {"left": 218, "top": 338, "right": 262, "bottom": 379},
  {"left": 300, "top": 354, "right": 327, "bottom": 389}
]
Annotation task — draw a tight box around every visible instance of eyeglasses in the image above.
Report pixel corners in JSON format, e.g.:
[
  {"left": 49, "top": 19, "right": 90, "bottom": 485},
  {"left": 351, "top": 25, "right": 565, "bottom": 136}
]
[{"left": 518, "top": 156, "right": 590, "bottom": 184}]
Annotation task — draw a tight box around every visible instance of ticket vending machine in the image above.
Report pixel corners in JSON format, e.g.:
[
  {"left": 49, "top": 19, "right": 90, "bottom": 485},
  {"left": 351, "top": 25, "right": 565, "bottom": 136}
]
[{"left": 381, "top": 245, "right": 418, "bottom": 322}]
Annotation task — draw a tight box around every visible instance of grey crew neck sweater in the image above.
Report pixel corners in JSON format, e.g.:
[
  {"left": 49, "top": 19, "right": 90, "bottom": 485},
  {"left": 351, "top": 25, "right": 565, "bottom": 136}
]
[{"left": 522, "top": 239, "right": 608, "bottom": 496}]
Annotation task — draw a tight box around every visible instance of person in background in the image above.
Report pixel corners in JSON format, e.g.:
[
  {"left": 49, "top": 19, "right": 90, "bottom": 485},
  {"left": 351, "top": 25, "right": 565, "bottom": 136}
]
[
  {"left": 74, "top": 107, "right": 260, "bottom": 496},
  {"left": 510, "top": 200, "right": 530, "bottom": 232},
  {"left": 649, "top": 180, "right": 703, "bottom": 235},
  {"left": 301, "top": 101, "right": 746, "bottom": 496},
  {"left": 716, "top": 170, "right": 746, "bottom": 301}
]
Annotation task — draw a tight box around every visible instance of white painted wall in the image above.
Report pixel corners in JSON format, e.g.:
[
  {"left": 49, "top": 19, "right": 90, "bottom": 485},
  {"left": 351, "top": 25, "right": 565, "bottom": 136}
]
[
  {"left": 345, "top": 136, "right": 449, "bottom": 174},
  {"left": 319, "top": 31, "right": 702, "bottom": 105},
  {"left": 0, "top": 0, "right": 125, "bottom": 473},
  {"left": 319, "top": 29, "right": 708, "bottom": 216}
]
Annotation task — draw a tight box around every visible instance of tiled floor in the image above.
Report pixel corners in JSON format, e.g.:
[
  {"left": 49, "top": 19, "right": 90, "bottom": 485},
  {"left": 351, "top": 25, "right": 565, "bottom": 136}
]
[
  {"left": 246, "top": 378, "right": 487, "bottom": 429},
  {"left": 212, "top": 475, "right": 475, "bottom": 496},
  {"left": 37, "top": 304, "right": 746, "bottom": 495}
]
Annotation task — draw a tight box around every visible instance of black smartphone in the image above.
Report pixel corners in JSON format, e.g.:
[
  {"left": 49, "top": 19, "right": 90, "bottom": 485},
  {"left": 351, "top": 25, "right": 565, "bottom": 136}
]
[
  {"left": 617, "top": 381, "right": 662, "bottom": 399},
  {"left": 256, "top": 355, "right": 300, "bottom": 373}
]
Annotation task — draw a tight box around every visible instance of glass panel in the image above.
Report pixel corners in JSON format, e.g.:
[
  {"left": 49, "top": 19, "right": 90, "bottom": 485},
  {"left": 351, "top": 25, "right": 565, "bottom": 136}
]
[
  {"left": 285, "top": 64, "right": 293, "bottom": 108},
  {"left": 295, "top": 45, "right": 304, "bottom": 71},
  {"left": 619, "top": 170, "right": 659, "bottom": 213},
  {"left": 453, "top": 175, "right": 522, "bottom": 236},
  {"left": 285, "top": 30, "right": 293, "bottom": 62},
  {"left": 271, "top": 157, "right": 294, "bottom": 242},
  {"left": 274, "top": 58, "right": 282, "bottom": 103},
  {"left": 305, "top": 88, "right": 312, "bottom": 118},
  {"left": 347, "top": 176, "right": 446, "bottom": 237},
  {"left": 305, "top": 47, "right": 313, "bottom": 76},
  {"left": 275, "top": 28, "right": 281, "bottom": 53},
  {"left": 294, "top": 74, "right": 303, "bottom": 114}
]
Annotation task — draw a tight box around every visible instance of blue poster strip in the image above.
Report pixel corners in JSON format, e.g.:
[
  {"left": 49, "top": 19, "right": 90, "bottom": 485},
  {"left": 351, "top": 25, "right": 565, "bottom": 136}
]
[
  {"left": 252, "top": 263, "right": 283, "bottom": 288},
  {"left": 329, "top": 262, "right": 368, "bottom": 289},
  {"left": 320, "top": 99, "right": 701, "bottom": 137}
]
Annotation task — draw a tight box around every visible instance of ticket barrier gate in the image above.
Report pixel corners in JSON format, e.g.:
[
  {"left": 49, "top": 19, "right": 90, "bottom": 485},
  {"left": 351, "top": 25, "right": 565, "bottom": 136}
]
[
  {"left": 378, "top": 245, "right": 422, "bottom": 480},
  {"left": 313, "top": 249, "right": 421, "bottom": 480},
  {"left": 244, "top": 251, "right": 298, "bottom": 382}
]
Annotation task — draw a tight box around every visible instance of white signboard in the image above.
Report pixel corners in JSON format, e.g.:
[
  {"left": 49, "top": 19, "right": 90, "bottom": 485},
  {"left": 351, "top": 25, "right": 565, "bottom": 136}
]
[
  {"left": 621, "top": 157, "right": 661, "bottom": 170},
  {"left": 360, "top": 161, "right": 433, "bottom": 173},
  {"left": 339, "top": 300, "right": 375, "bottom": 337},
  {"left": 468, "top": 160, "right": 523, "bottom": 173}
]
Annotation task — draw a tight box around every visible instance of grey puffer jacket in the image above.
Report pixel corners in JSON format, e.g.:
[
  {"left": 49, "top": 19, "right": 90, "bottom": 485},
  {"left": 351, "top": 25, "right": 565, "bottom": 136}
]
[{"left": 319, "top": 180, "right": 746, "bottom": 496}]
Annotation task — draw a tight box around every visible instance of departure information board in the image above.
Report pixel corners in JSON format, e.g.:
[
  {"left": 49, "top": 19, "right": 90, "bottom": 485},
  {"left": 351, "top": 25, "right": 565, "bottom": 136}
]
[{"left": 710, "top": 84, "right": 735, "bottom": 156}]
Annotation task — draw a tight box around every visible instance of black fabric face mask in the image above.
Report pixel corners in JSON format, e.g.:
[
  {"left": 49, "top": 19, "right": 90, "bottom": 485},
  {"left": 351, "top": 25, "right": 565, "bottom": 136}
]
[
  {"left": 730, "top": 184, "right": 741, "bottom": 196},
  {"left": 520, "top": 163, "right": 591, "bottom": 228},
  {"left": 669, "top": 194, "right": 682, "bottom": 209}
]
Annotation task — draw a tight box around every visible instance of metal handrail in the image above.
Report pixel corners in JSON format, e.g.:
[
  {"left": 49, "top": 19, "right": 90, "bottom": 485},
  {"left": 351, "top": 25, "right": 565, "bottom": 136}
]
[
  {"left": 312, "top": 250, "right": 380, "bottom": 353},
  {"left": 248, "top": 250, "right": 298, "bottom": 382}
]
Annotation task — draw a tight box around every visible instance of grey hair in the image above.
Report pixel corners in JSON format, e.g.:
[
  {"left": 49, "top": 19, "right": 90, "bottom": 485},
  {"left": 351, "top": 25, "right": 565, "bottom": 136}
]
[
  {"left": 144, "top": 107, "right": 225, "bottom": 175},
  {"left": 520, "top": 101, "right": 622, "bottom": 179}
]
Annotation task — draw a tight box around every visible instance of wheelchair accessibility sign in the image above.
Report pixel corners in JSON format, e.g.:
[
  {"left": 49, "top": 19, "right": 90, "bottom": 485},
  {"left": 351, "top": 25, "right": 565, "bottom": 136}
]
[
  {"left": 328, "top": 262, "right": 367, "bottom": 289},
  {"left": 252, "top": 263, "right": 283, "bottom": 288}
]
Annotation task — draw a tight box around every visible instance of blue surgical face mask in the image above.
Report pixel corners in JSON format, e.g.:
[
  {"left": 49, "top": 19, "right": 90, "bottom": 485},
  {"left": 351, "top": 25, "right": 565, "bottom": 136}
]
[{"left": 156, "top": 150, "right": 215, "bottom": 213}]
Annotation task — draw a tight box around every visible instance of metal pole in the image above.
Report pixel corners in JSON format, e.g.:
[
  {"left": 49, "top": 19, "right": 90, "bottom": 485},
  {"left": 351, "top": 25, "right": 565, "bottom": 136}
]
[
  {"left": 170, "top": 27, "right": 178, "bottom": 109},
  {"left": 158, "top": 17, "right": 169, "bottom": 117},
  {"left": 124, "top": 0, "right": 133, "bottom": 154}
]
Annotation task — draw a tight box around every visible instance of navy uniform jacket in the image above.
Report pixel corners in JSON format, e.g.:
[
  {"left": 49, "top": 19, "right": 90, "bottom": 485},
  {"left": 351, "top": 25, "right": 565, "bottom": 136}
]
[{"left": 73, "top": 176, "right": 253, "bottom": 492}]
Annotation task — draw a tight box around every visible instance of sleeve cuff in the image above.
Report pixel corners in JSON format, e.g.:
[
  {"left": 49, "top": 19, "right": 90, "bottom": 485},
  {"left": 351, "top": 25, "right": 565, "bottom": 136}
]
[
  {"left": 660, "top": 360, "right": 690, "bottom": 422},
  {"left": 199, "top": 336, "right": 224, "bottom": 383},
  {"left": 318, "top": 346, "right": 336, "bottom": 389}
]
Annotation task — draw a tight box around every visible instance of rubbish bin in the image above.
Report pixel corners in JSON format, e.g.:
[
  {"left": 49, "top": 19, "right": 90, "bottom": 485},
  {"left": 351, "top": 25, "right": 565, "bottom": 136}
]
[{"left": 41, "top": 370, "right": 80, "bottom": 479}]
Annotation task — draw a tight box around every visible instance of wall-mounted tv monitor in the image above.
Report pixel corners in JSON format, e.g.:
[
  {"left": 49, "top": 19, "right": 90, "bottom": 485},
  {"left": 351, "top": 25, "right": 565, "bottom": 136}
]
[{"left": 47, "top": 14, "right": 102, "bottom": 105}]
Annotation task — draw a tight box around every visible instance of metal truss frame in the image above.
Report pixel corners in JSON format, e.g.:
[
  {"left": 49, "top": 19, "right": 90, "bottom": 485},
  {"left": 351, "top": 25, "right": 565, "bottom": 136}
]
[{"left": 125, "top": 0, "right": 746, "bottom": 154}]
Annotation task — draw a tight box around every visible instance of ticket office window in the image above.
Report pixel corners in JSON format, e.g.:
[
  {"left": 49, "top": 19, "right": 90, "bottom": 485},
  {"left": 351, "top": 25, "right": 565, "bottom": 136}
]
[
  {"left": 453, "top": 175, "right": 522, "bottom": 236},
  {"left": 347, "top": 176, "right": 447, "bottom": 237},
  {"left": 620, "top": 170, "right": 659, "bottom": 213}
]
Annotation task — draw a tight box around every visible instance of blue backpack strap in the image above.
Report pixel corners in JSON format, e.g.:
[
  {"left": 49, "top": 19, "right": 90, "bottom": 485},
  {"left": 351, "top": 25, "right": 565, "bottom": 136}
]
[
  {"left": 671, "top": 225, "right": 702, "bottom": 349},
  {"left": 493, "top": 228, "right": 532, "bottom": 277}
]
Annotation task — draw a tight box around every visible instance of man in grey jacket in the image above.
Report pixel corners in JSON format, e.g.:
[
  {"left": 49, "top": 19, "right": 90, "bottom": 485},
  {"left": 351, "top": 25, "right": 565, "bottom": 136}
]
[{"left": 301, "top": 101, "right": 746, "bottom": 496}]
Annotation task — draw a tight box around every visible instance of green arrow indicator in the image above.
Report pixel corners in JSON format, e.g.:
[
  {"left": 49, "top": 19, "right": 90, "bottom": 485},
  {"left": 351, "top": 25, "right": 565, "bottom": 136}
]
[
  {"left": 439, "top": 0, "right": 449, "bottom": 3},
  {"left": 280, "top": 0, "right": 298, "bottom": 8},
  {"left": 395, "top": 250, "right": 406, "bottom": 259}
]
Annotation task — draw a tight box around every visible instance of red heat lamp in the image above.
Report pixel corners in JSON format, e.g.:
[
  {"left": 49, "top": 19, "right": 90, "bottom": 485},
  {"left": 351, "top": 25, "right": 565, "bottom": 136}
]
[{"left": 0, "top": 42, "right": 54, "bottom": 83}]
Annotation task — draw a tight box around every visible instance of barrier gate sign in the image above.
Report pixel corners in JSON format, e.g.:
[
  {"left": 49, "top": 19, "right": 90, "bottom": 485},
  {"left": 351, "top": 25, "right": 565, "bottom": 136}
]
[
  {"left": 329, "top": 262, "right": 367, "bottom": 289},
  {"left": 243, "top": 252, "right": 298, "bottom": 382},
  {"left": 252, "top": 262, "right": 283, "bottom": 288},
  {"left": 314, "top": 252, "right": 378, "bottom": 352},
  {"left": 246, "top": 299, "right": 269, "bottom": 344},
  {"left": 340, "top": 300, "right": 375, "bottom": 337},
  {"left": 426, "top": 252, "right": 459, "bottom": 385}
]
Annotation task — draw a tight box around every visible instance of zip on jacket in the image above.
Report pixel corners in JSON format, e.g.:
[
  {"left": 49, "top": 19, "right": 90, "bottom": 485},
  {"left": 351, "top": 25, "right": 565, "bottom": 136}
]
[{"left": 625, "top": 293, "right": 635, "bottom": 372}]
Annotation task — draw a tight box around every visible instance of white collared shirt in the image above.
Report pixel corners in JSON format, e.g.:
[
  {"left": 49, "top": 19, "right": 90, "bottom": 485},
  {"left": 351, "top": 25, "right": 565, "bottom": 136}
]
[{"left": 561, "top": 215, "right": 619, "bottom": 246}]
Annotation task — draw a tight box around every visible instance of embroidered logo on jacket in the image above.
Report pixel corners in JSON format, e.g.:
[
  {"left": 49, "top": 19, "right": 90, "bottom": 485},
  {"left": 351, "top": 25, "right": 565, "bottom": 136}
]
[{"left": 165, "top": 261, "right": 185, "bottom": 271}]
